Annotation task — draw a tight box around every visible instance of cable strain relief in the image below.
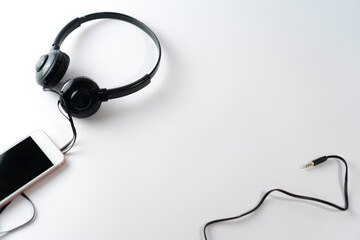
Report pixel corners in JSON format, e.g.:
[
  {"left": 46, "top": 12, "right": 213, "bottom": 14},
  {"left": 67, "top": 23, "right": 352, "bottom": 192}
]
[{"left": 313, "top": 156, "right": 328, "bottom": 166}]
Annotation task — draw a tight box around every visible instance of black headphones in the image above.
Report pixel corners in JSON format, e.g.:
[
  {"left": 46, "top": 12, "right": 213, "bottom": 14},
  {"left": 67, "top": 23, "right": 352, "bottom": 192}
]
[{"left": 35, "top": 12, "right": 161, "bottom": 118}]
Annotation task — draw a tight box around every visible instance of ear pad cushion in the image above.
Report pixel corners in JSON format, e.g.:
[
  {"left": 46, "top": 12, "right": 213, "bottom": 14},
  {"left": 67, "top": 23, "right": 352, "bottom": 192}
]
[
  {"left": 60, "top": 77, "right": 102, "bottom": 118},
  {"left": 35, "top": 50, "right": 70, "bottom": 88}
]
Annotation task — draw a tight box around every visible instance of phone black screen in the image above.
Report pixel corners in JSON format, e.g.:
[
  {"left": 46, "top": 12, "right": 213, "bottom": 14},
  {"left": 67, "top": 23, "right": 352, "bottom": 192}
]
[{"left": 0, "top": 137, "right": 54, "bottom": 201}]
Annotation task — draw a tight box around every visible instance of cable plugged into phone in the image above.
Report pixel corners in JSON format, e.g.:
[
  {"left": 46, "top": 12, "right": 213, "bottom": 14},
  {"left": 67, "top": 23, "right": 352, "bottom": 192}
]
[{"left": 0, "top": 91, "right": 77, "bottom": 236}]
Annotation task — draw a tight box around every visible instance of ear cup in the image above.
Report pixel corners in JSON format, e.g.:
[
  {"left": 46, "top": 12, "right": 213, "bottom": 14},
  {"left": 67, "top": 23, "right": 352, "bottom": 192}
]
[
  {"left": 60, "top": 77, "right": 102, "bottom": 118},
  {"left": 35, "top": 50, "right": 70, "bottom": 88}
]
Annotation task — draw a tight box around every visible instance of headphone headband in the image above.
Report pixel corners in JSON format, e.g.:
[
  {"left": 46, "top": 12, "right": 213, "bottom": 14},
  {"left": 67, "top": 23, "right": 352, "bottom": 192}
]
[
  {"left": 52, "top": 12, "right": 162, "bottom": 100},
  {"left": 36, "top": 12, "right": 161, "bottom": 118}
]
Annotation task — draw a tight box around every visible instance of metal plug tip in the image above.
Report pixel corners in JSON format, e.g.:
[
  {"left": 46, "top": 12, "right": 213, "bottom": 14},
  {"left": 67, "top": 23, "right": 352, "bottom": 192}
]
[{"left": 301, "top": 162, "right": 314, "bottom": 169}]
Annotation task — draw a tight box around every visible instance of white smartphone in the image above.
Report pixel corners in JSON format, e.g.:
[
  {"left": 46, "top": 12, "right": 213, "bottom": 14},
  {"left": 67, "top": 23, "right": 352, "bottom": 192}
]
[{"left": 0, "top": 130, "right": 64, "bottom": 208}]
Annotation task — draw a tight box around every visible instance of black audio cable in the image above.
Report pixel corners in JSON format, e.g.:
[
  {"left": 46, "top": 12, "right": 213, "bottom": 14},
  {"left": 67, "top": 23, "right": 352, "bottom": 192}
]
[
  {"left": 0, "top": 89, "right": 77, "bottom": 237},
  {"left": 203, "top": 155, "right": 349, "bottom": 240},
  {"left": 43, "top": 88, "right": 77, "bottom": 154},
  {"left": 0, "top": 194, "right": 36, "bottom": 237}
]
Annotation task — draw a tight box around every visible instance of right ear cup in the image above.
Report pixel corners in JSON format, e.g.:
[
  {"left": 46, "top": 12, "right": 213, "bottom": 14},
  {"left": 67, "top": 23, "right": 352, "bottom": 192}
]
[
  {"left": 60, "top": 77, "right": 102, "bottom": 118},
  {"left": 35, "top": 50, "right": 70, "bottom": 88}
]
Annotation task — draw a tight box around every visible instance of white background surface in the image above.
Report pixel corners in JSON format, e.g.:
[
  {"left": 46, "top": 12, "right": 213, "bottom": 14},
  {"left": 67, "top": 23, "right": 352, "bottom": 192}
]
[{"left": 0, "top": 0, "right": 359, "bottom": 239}]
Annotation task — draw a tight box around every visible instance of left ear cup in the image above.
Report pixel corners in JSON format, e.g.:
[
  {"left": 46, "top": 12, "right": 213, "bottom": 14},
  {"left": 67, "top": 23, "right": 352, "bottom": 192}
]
[
  {"left": 60, "top": 77, "right": 102, "bottom": 118},
  {"left": 35, "top": 50, "right": 70, "bottom": 88}
]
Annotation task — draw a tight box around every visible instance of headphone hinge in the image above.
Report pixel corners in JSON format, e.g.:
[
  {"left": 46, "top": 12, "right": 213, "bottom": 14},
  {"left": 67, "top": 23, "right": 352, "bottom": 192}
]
[{"left": 98, "top": 88, "right": 108, "bottom": 102}]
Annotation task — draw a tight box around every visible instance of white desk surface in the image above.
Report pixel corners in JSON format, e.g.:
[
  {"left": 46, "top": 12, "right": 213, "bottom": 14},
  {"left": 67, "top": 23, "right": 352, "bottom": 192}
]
[{"left": 0, "top": 1, "right": 359, "bottom": 239}]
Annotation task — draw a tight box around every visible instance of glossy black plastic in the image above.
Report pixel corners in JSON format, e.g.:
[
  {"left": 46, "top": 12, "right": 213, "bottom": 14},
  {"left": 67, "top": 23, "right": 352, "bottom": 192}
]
[
  {"left": 35, "top": 50, "right": 69, "bottom": 88},
  {"left": 60, "top": 77, "right": 102, "bottom": 118},
  {"left": 37, "top": 12, "right": 161, "bottom": 118},
  {"left": 50, "top": 12, "right": 161, "bottom": 99}
]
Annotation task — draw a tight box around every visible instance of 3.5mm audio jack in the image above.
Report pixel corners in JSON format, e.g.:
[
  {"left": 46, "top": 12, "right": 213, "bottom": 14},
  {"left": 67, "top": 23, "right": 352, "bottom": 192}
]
[
  {"left": 302, "top": 156, "right": 328, "bottom": 169},
  {"left": 203, "top": 155, "right": 349, "bottom": 240}
]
